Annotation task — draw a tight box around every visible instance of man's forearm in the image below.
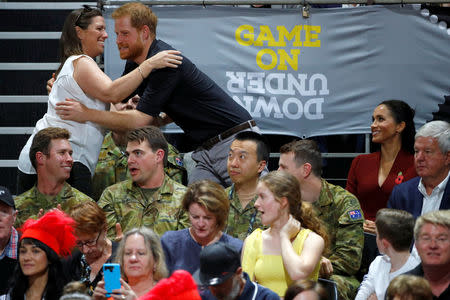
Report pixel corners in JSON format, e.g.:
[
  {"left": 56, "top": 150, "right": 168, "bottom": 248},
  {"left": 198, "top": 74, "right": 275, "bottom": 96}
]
[{"left": 86, "top": 108, "right": 153, "bottom": 132}]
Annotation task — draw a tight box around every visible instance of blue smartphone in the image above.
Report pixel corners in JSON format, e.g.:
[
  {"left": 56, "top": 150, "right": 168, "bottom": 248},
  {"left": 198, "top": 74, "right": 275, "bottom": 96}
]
[{"left": 103, "top": 263, "right": 121, "bottom": 297}]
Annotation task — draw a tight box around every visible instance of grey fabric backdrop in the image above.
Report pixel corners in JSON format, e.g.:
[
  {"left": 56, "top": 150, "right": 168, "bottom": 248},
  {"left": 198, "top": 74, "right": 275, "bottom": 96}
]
[{"left": 104, "top": 5, "right": 450, "bottom": 138}]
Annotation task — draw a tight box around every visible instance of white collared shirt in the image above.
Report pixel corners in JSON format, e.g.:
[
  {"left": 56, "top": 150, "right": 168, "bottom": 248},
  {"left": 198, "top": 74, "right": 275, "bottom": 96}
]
[{"left": 419, "top": 171, "right": 450, "bottom": 215}]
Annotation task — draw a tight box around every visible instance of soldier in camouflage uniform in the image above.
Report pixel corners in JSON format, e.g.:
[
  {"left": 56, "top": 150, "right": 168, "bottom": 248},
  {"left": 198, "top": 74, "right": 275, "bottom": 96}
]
[
  {"left": 14, "top": 127, "right": 92, "bottom": 227},
  {"left": 92, "top": 131, "right": 186, "bottom": 201},
  {"left": 15, "top": 182, "right": 92, "bottom": 227},
  {"left": 279, "top": 140, "right": 364, "bottom": 300},
  {"left": 91, "top": 95, "right": 186, "bottom": 201},
  {"left": 98, "top": 126, "right": 189, "bottom": 238},
  {"left": 92, "top": 131, "right": 129, "bottom": 201},
  {"left": 225, "top": 132, "right": 269, "bottom": 240},
  {"left": 99, "top": 175, "right": 188, "bottom": 238}
]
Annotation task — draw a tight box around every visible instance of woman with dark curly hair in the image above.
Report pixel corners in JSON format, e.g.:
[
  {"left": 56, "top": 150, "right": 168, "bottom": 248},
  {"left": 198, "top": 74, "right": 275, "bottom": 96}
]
[
  {"left": 7, "top": 210, "right": 76, "bottom": 300},
  {"left": 242, "top": 171, "right": 328, "bottom": 297},
  {"left": 346, "top": 100, "right": 417, "bottom": 233}
]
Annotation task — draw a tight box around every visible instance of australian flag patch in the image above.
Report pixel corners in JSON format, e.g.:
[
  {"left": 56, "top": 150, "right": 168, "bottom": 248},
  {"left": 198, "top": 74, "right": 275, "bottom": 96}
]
[
  {"left": 175, "top": 157, "right": 184, "bottom": 167},
  {"left": 348, "top": 209, "right": 362, "bottom": 220}
]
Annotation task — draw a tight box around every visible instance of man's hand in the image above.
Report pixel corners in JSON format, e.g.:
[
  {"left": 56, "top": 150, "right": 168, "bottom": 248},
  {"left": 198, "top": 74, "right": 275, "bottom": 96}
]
[
  {"left": 37, "top": 204, "right": 62, "bottom": 218},
  {"left": 114, "top": 223, "right": 123, "bottom": 242},
  {"left": 46, "top": 73, "right": 55, "bottom": 95},
  {"left": 56, "top": 98, "right": 89, "bottom": 123},
  {"left": 363, "top": 220, "right": 376, "bottom": 234},
  {"left": 368, "top": 292, "right": 378, "bottom": 300},
  {"left": 319, "top": 256, "right": 334, "bottom": 278}
]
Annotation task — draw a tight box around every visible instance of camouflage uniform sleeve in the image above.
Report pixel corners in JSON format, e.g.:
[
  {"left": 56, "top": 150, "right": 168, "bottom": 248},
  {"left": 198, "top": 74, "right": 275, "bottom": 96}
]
[
  {"left": 165, "top": 143, "right": 187, "bottom": 185},
  {"left": 169, "top": 182, "right": 189, "bottom": 230},
  {"left": 14, "top": 191, "right": 36, "bottom": 227},
  {"left": 329, "top": 195, "right": 364, "bottom": 276},
  {"left": 177, "top": 208, "right": 190, "bottom": 230},
  {"left": 98, "top": 186, "right": 121, "bottom": 240}
]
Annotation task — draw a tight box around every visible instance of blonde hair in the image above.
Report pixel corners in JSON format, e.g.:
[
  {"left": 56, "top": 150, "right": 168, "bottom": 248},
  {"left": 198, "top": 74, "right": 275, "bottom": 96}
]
[
  {"left": 115, "top": 227, "right": 168, "bottom": 281},
  {"left": 386, "top": 275, "right": 432, "bottom": 300},
  {"left": 182, "top": 180, "right": 229, "bottom": 231},
  {"left": 414, "top": 209, "right": 450, "bottom": 240}
]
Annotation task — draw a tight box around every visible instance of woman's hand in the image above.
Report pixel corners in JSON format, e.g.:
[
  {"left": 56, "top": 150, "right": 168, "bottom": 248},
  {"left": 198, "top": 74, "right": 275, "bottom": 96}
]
[
  {"left": 280, "top": 214, "right": 301, "bottom": 240},
  {"left": 319, "top": 256, "right": 334, "bottom": 277},
  {"left": 56, "top": 98, "right": 89, "bottom": 123},
  {"left": 93, "top": 279, "right": 137, "bottom": 300},
  {"left": 92, "top": 281, "right": 108, "bottom": 300},
  {"left": 46, "top": 73, "right": 55, "bottom": 95},
  {"left": 111, "top": 279, "right": 137, "bottom": 300},
  {"left": 146, "top": 50, "right": 182, "bottom": 71}
]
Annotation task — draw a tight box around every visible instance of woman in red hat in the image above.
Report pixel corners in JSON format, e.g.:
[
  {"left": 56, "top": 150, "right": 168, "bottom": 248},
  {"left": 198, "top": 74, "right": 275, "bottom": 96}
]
[{"left": 7, "top": 210, "right": 76, "bottom": 300}]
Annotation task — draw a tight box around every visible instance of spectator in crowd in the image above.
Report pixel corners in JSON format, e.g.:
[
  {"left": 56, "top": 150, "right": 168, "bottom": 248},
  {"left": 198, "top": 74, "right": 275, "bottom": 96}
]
[
  {"left": 242, "top": 171, "right": 327, "bottom": 297},
  {"left": 7, "top": 210, "right": 76, "bottom": 300},
  {"left": 355, "top": 209, "right": 420, "bottom": 300},
  {"left": 17, "top": 5, "right": 181, "bottom": 197},
  {"left": 60, "top": 281, "right": 91, "bottom": 300},
  {"left": 91, "top": 95, "right": 186, "bottom": 201},
  {"left": 63, "top": 201, "right": 119, "bottom": 295},
  {"left": 284, "top": 279, "right": 327, "bottom": 300},
  {"left": 55, "top": 2, "right": 257, "bottom": 187},
  {"left": 346, "top": 100, "right": 417, "bottom": 233},
  {"left": 225, "top": 131, "right": 269, "bottom": 240},
  {"left": 93, "top": 227, "right": 168, "bottom": 299},
  {"left": 99, "top": 126, "right": 189, "bottom": 238},
  {"left": 386, "top": 275, "right": 433, "bottom": 300},
  {"left": 0, "top": 186, "right": 18, "bottom": 295},
  {"left": 140, "top": 270, "right": 201, "bottom": 300},
  {"left": 278, "top": 139, "right": 364, "bottom": 300},
  {"left": 161, "top": 180, "right": 242, "bottom": 275},
  {"left": 388, "top": 120, "right": 450, "bottom": 219},
  {"left": 194, "top": 242, "right": 279, "bottom": 300},
  {"left": 14, "top": 127, "right": 92, "bottom": 227},
  {"left": 62, "top": 282, "right": 89, "bottom": 295},
  {"left": 404, "top": 210, "right": 450, "bottom": 299}
]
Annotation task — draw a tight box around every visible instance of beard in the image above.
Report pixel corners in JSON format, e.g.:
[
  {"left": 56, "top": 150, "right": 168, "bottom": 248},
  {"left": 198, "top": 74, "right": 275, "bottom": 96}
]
[{"left": 118, "top": 36, "right": 144, "bottom": 61}]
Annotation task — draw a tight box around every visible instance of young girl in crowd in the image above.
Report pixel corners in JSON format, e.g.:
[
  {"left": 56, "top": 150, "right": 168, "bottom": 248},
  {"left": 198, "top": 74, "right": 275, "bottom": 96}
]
[{"left": 242, "top": 170, "right": 328, "bottom": 297}]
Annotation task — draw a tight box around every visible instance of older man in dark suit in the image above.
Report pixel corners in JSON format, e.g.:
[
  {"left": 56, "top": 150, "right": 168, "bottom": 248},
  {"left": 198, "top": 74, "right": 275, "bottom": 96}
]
[{"left": 388, "top": 120, "right": 450, "bottom": 219}]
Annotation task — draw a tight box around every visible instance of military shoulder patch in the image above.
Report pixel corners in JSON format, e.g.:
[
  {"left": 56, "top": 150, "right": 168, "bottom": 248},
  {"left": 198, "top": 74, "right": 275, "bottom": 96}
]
[
  {"left": 348, "top": 209, "right": 362, "bottom": 220},
  {"left": 175, "top": 157, "right": 184, "bottom": 167}
]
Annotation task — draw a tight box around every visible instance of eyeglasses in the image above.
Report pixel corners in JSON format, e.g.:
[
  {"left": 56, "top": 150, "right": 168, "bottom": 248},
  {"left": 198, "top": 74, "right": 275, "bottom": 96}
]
[
  {"left": 74, "top": 5, "right": 93, "bottom": 27},
  {"left": 76, "top": 231, "right": 101, "bottom": 248},
  {"left": 418, "top": 235, "right": 449, "bottom": 246}
]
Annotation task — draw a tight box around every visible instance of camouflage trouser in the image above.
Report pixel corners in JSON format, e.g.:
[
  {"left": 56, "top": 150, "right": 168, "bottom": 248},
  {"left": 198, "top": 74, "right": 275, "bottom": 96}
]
[{"left": 330, "top": 274, "right": 360, "bottom": 300}]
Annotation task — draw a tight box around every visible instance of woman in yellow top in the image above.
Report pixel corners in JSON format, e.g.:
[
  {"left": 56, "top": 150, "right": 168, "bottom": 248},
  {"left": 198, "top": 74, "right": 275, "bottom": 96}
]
[{"left": 242, "top": 171, "right": 328, "bottom": 297}]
